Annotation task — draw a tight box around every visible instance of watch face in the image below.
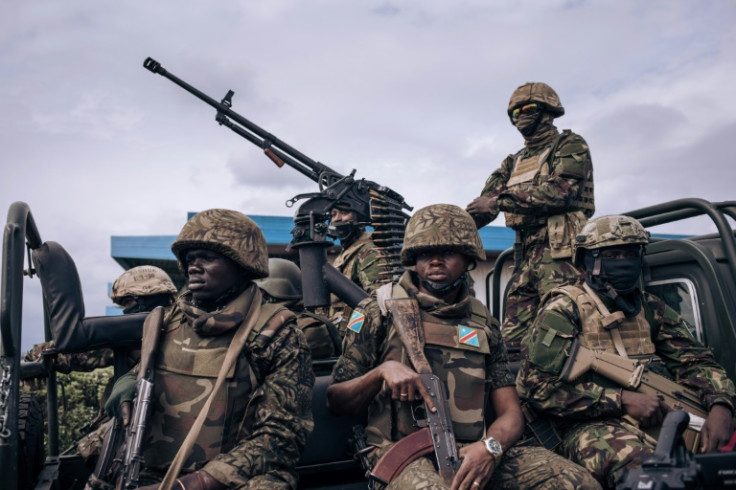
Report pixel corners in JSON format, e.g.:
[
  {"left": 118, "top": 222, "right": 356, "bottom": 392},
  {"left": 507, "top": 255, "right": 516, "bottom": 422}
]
[{"left": 485, "top": 437, "right": 502, "bottom": 456}]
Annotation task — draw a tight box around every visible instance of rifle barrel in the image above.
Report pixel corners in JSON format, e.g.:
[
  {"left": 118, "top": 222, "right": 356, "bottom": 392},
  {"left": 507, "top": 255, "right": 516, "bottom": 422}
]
[{"left": 143, "top": 57, "right": 337, "bottom": 187}]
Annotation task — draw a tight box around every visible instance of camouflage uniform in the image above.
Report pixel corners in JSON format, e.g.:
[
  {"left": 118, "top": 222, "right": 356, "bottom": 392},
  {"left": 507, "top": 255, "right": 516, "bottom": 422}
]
[
  {"left": 332, "top": 204, "right": 599, "bottom": 489},
  {"left": 472, "top": 82, "right": 594, "bottom": 352},
  {"left": 517, "top": 216, "right": 736, "bottom": 488},
  {"left": 22, "top": 265, "right": 175, "bottom": 453},
  {"left": 129, "top": 288, "right": 314, "bottom": 488},
  {"left": 107, "top": 209, "right": 314, "bottom": 489},
  {"left": 329, "top": 231, "right": 392, "bottom": 336},
  {"left": 333, "top": 271, "right": 598, "bottom": 489},
  {"left": 256, "top": 258, "right": 339, "bottom": 359}
]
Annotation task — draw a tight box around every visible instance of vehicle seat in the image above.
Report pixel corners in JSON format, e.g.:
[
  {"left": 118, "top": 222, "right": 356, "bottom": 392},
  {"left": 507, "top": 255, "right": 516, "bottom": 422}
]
[{"left": 31, "top": 241, "right": 146, "bottom": 353}]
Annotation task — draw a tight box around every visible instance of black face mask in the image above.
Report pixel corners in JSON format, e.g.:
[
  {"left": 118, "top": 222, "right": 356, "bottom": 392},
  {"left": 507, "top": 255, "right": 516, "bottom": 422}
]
[
  {"left": 122, "top": 294, "right": 173, "bottom": 314},
  {"left": 420, "top": 274, "right": 468, "bottom": 298},
  {"left": 600, "top": 257, "right": 643, "bottom": 294}
]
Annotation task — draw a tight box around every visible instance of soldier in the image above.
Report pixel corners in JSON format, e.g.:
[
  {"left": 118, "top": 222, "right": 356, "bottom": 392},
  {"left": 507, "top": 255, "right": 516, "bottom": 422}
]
[
  {"left": 327, "top": 204, "right": 600, "bottom": 489},
  {"left": 328, "top": 202, "right": 392, "bottom": 336},
  {"left": 517, "top": 215, "right": 736, "bottom": 488},
  {"left": 23, "top": 265, "right": 178, "bottom": 455},
  {"left": 466, "top": 82, "right": 594, "bottom": 353},
  {"left": 103, "top": 209, "right": 314, "bottom": 489},
  {"left": 255, "top": 257, "right": 341, "bottom": 358}
]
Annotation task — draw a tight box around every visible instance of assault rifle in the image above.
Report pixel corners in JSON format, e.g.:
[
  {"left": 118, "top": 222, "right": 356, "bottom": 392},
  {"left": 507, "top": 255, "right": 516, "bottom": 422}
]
[
  {"left": 142, "top": 57, "right": 412, "bottom": 307},
  {"left": 560, "top": 339, "right": 708, "bottom": 450},
  {"left": 369, "top": 373, "right": 461, "bottom": 487},
  {"left": 617, "top": 410, "right": 736, "bottom": 490},
  {"left": 119, "top": 307, "right": 163, "bottom": 489}
]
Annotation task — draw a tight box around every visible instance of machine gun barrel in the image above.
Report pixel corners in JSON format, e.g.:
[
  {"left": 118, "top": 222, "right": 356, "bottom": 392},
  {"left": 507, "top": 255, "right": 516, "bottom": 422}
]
[{"left": 143, "top": 57, "right": 338, "bottom": 188}]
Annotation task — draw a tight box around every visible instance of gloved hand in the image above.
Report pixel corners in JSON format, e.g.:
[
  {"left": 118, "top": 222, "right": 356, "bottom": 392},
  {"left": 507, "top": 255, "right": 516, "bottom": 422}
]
[{"left": 104, "top": 371, "right": 137, "bottom": 422}]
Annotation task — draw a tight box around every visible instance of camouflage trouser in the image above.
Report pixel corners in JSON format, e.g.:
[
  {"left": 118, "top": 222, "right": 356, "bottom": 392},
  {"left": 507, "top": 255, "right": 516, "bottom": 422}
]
[
  {"left": 559, "top": 419, "right": 657, "bottom": 489},
  {"left": 386, "top": 443, "right": 601, "bottom": 489},
  {"left": 502, "top": 241, "right": 581, "bottom": 355}
]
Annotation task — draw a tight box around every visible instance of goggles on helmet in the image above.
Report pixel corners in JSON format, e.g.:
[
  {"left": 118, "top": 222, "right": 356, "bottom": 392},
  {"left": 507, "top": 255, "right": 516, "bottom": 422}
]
[{"left": 511, "top": 103, "right": 540, "bottom": 121}]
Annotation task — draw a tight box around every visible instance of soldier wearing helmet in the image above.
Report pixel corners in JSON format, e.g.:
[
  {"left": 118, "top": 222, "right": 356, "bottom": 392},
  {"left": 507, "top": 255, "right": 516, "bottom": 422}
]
[
  {"left": 466, "top": 82, "right": 595, "bottom": 354},
  {"left": 328, "top": 204, "right": 600, "bottom": 490},
  {"left": 23, "top": 266, "right": 178, "bottom": 461},
  {"left": 110, "top": 265, "right": 178, "bottom": 314},
  {"left": 103, "top": 209, "right": 314, "bottom": 490},
  {"left": 517, "top": 216, "right": 735, "bottom": 488},
  {"left": 327, "top": 200, "right": 392, "bottom": 337},
  {"left": 255, "top": 258, "right": 341, "bottom": 358}
]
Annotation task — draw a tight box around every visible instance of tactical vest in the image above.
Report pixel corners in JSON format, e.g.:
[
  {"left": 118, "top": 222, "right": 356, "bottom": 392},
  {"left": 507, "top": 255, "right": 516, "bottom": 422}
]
[
  {"left": 368, "top": 283, "right": 492, "bottom": 446},
  {"left": 329, "top": 232, "right": 374, "bottom": 335},
  {"left": 142, "top": 302, "right": 291, "bottom": 470},
  {"left": 552, "top": 284, "right": 655, "bottom": 358},
  {"left": 504, "top": 131, "right": 594, "bottom": 258}
]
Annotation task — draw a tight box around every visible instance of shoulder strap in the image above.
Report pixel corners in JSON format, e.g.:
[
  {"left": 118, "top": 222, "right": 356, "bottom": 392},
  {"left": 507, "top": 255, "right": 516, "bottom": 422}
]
[
  {"left": 379, "top": 284, "right": 431, "bottom": 374},
  {"left": 159, "top": 288, "right": 264, "bottom": 490}
]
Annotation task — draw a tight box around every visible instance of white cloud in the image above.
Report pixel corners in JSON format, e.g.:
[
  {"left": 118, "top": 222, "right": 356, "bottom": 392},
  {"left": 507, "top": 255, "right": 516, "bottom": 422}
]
[{"left": 2, "top": 0, "right": 736, "bottom": 351}]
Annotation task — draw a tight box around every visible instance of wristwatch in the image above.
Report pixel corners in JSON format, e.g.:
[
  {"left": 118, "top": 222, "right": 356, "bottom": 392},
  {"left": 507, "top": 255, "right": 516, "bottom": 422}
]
[{"left": 482, "top": 436, "right": 503, "bottom": 465}]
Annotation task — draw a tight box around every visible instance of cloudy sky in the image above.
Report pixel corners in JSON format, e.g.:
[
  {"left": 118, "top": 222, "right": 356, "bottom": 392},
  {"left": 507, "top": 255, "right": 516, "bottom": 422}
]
[{"left": 2, "top": 1, "right": 735, "bottom": 351}]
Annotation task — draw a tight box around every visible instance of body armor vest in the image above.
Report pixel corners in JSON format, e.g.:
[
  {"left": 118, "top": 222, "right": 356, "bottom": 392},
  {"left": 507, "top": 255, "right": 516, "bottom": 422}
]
[
  {"left": 504, "top": 131, "right": 594, "bottom": 258},
  {"left": 553, "top": 284, "right": 655, "bottom": 357},
  {"left": 368, "top": 284, "right": 491, "bottom": 446},
  {"left": 142, "top": 302, "right": 288, "bottom": 470}
]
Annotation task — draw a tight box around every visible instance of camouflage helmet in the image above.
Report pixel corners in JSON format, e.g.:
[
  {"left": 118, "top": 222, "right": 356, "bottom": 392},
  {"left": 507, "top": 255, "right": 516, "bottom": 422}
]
[
  {"left": 171, "top": 209, "right": 269, "bottom": 279},
  {"left": 254, "top": 258, "right": 302, "bottom": 300},
  {"left": 573, "top": 215, "right": 650, "bottom": 266},
  {"left": 110, "top": 265, "right": 177, "bottom": 304},
  {"left": 400, "top": 204, "right": 486, "bottom": 266},
  {"left": 507, "top": 82, "right": 565, "bottom": 118}
]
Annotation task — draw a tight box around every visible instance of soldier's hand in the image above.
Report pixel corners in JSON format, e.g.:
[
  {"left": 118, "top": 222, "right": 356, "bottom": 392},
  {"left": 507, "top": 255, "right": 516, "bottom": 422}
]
[
  {"left": 621, "top": 390, "right": 669, "bottom": 428},
  {"left": 378, "top": 360, "right": 436, "bottom": 413},
  {"left": 700, "top": 403, "right": 733, "bottom": 453},
  {"left": 104, "top": 371, "right": 137, "bottom": 419},
  {"left": 466, "top": 196, "right": 496, "bottom": 216},
  {"left": 452, "top": 441, "right": 495, "bottom": 490}
]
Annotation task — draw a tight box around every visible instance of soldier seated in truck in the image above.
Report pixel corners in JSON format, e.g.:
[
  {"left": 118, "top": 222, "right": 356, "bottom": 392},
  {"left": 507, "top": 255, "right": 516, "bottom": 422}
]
[
  {"left": 102, "top": 209, "right": 314, "bottom": 490},
  {"left": 516, "top": 215, "right": 736, "bottom": 489},
  {"left": 327, "top": 204, "right": 600, "bottom": 489}
]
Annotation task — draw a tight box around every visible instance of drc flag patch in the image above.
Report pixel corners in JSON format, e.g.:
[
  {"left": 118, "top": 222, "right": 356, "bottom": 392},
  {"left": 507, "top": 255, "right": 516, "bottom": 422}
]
[
  {"left": 347, "top": 311, "right": 366, "bottom": 334},
  {"left": 458, "top": 325, "right": 480, "bottom": 347}
]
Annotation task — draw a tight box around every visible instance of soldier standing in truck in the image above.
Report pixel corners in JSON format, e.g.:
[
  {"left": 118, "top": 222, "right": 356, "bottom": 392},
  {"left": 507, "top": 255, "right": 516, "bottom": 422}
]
[{"left": 466, "top": 82, "right": 594, "bottom": 355}]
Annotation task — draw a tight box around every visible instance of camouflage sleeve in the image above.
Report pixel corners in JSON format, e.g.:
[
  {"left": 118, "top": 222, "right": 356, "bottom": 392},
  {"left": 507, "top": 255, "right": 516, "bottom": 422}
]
[
  {"left": 478, "top": 155, "right": 515, "bottom": 223},
  {"left": 497, "top": 133, "right": 593, "bottom": 215},
  {"left": 517, "top": 295, "right": 623, "bottom": 420},
  {"left": 647, "top": 294, "right": 736, "bottom": 411},
  {"left": 331, "top": 296, "right": 385, "bottom": 383},
  {"left": 354, "top": 242, "right": 392, "bottom": 293},
  {"left": 24, "top": 341, "right": 114, "bottom": 374},
  {"left": 203, "top": 322, "right": 315, "bottom": 488},
  {"left": 484, "top": 316, "right": 515, "bottom": 390}
]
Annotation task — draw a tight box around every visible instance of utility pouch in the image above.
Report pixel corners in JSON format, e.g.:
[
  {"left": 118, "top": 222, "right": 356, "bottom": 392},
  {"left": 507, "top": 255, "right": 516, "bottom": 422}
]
[
  {"left": 528, "top": 319, "right": 576, "bottom": 375},
  {"left": 521, "top": 403, "right": 561, "bottom": 451},
  {"left": 548, "top": 211, "right": 586, "bottom": 260}
]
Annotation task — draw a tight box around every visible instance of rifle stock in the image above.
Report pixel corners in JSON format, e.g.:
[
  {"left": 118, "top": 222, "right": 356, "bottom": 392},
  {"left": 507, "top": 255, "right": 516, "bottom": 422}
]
[{"left": 560, "top": 339, "right": 708, "bottom": 450}]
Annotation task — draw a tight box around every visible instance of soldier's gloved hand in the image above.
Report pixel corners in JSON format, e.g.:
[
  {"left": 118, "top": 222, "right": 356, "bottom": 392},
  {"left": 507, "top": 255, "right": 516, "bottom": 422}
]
[
  {"left": 700, "top": 403, "right": 733, "bottom": 453},
  {"left": 104, "top": 371, "right": 137, "bottom": 424},
  {"left": 621, "top": 390, "right": 669, "bottom": 428},
  {"left": 136, "top": 471, "right": 227, "bottom": 490},
  {"left": 466, "top": 196, "right": 497, "bottom": 228}
]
